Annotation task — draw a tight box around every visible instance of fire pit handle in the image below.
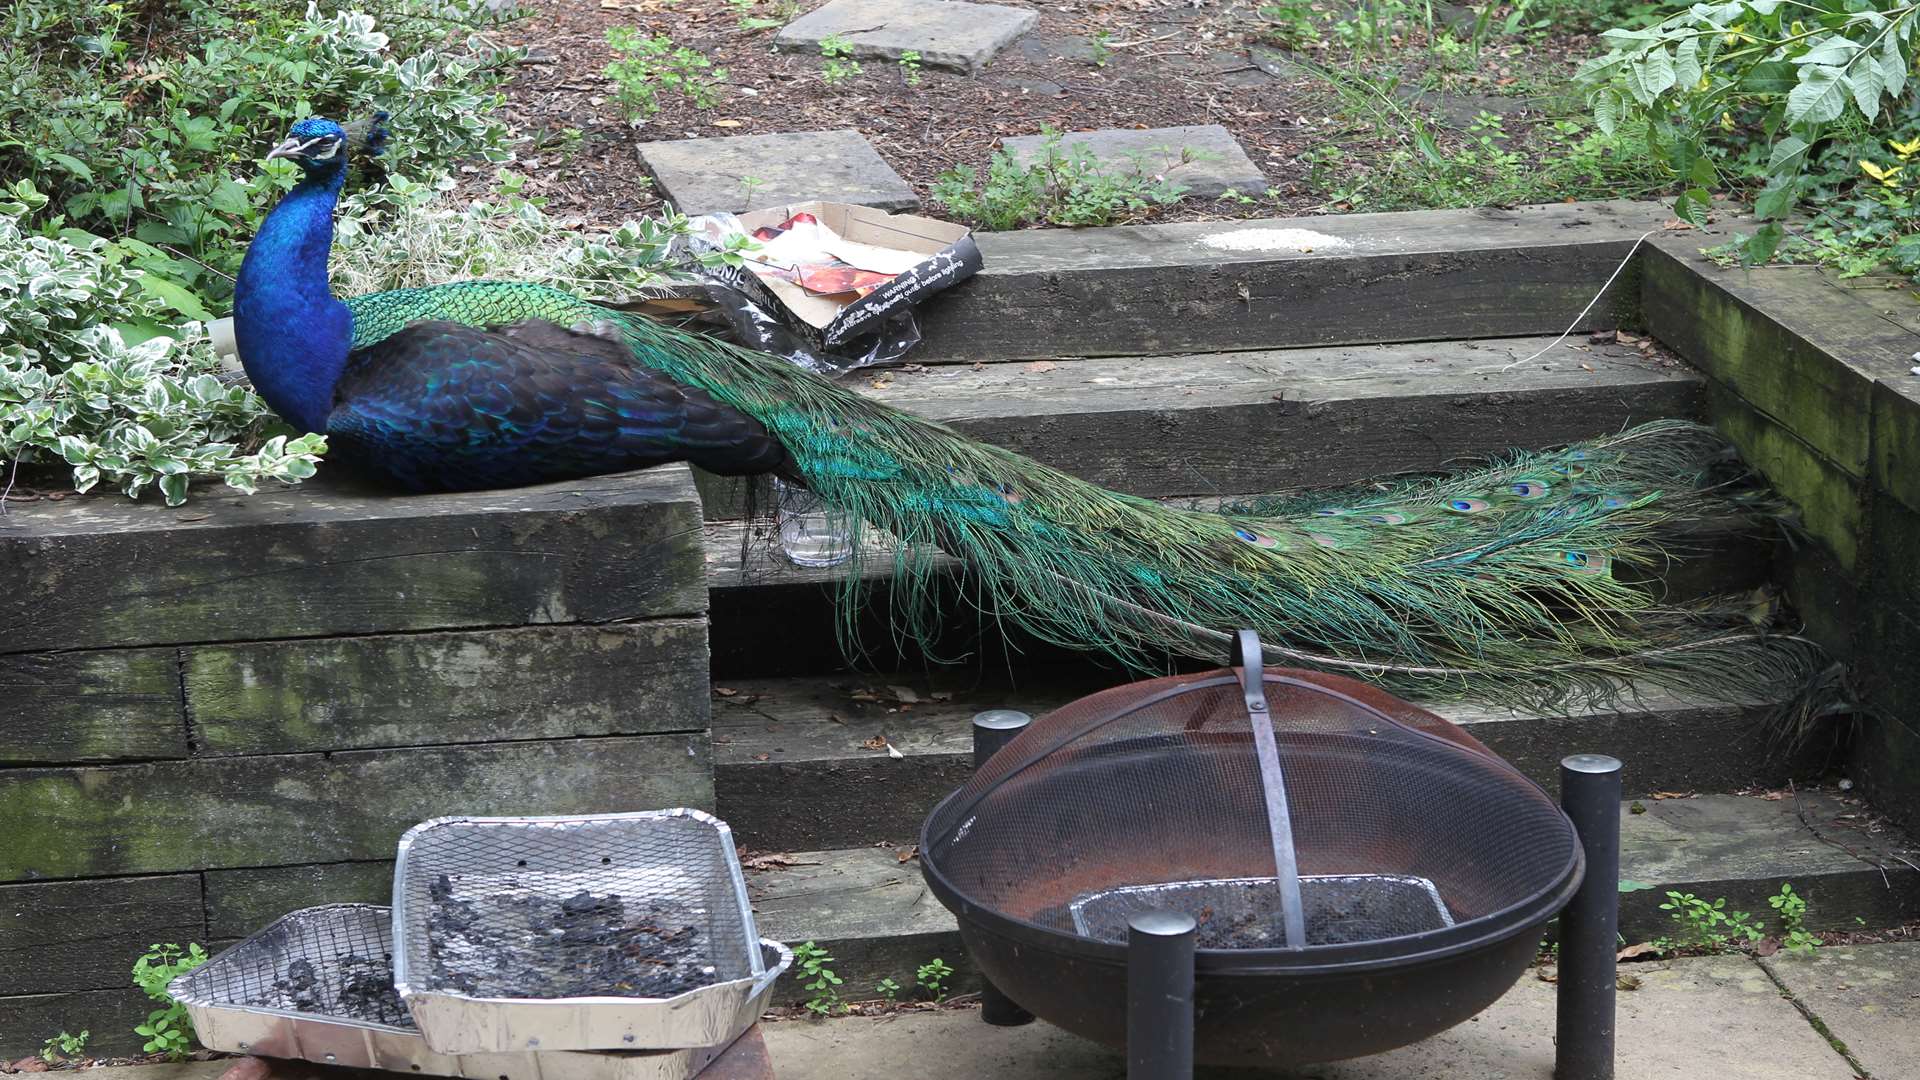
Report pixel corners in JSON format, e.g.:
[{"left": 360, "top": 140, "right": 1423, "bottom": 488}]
[{"left": 1232, "top": 629, "right": 1308, "bottom": 951}]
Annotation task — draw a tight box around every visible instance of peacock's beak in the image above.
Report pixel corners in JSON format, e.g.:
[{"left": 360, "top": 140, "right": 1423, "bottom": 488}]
[{"left": 265, "top": 137, "right": 308, "bottom": 162}]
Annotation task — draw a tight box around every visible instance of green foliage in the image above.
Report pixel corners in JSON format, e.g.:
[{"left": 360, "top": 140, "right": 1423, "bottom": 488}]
[
  {"left": 874, "top": 976, "right": 901, "bottom": 1001},
  {"left": 793, "top": 941, "right": 845, "bottom": 1016},
  {"left": 1257, "top": 1, "right": 1323, "bottom": 49},
  {"left": 1657, "top": 891, "right": 1767, "bottom": 952},
  {"left": 899, "top": 50, "right": 923, "bottom": 86},
  {"left": 1302, "top": 66, "right": 1667, "bottom": 211},
  {"left": 0, "top": 0, "right": 517, "bottom": 307},
  {"left": 1576, "top": 0, "right": 1920, "bottom": 265},
  {"left": 913, "top": 958, "right": 954, "bottom": 1003},
  {"left": 930, "top": 127, "right": 1191, "bottom": 230},
  {"left": 40, "top": 1030, "right": 88, "bottom": 1064},
  {"left": 0, "top": 182, "right": 324, "bottom": 505},
  {"left": 820, "top": 34, "right": 863, "bottom": 82},
  {"left": 131, "top": 943, "right": 208, "bottom": 1059},
  {"left": 728, "top": 0, "right": 797, "bottom": 31},
  {"left": 603, "top": 28, "right": 728, "bottom": 118},
  {"left": 1769, "top": 883, "right": 1820, "bottom": 955}
]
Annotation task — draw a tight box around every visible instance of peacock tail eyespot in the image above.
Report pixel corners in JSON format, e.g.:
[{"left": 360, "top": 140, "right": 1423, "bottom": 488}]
[
  {"left": 1508, "top": 481, "right": 1550, "bottom": 499},
  {"left": 1445, "top": 497, "right": 1490, "bottom": 513},
  {"left": 1366, "top": 512, "right": 1413, "bottom": 525}
]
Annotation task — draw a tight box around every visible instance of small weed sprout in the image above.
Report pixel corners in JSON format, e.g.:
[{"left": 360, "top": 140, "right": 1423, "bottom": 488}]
[
  {"left": 1656, "top": 892, "right": 1765, "bottom": 953},
  {"left": 729, "top": 0, "right": 792, "bottom": 31},
  {"left": 1256, "top": 1, "right": 1320, "bottom": 49},
  {"left": 41, "top": 1031, "right": 89, "bottom": 1064},
  {"left": 915, "top": 958, "right": 955, "bottom": 1003},
  {"left": 739, "top": 175, "right": 769, "bottom": 206},
  {"left": 132, "top": 943, "right": 209, "bottom": 1059},
  {"left": 794, "top": 941, "right": 846, "bottom": 1016},
  {"left": 820, "top": 34, "right": 863, "bottom": 82},
  {"left": 874, "top": 976, "right": 902, "bottom": 1001},
  {"left": 898, "top": 50, "right": 923, "bottom": 86},
  {"left": 1769, "top": 884, "right": 1819, "bottom": 956},
  {"left": 1087, "top": 29, "right": 1113, "bottom": 67},
  {"left": 603, "top": 29, "right": 729, "bottom": 119}
]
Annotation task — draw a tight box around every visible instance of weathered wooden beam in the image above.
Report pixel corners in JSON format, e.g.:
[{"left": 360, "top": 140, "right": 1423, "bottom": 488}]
[
  {"left": 0, "top": 466, "right": 705, "bottom": 655},
  {"left": 204, "top": 861, "right": 394, "bottom": 941},
  {"left": 0, "top": 874, "right": 205, "bottom": 994},
  {"left": 187, "top": 619, "right": 710, "bottom": 756},
  {"left": 1642, "top": 238, "right": 1920, "bottom": 481},
  {"left": 0, "top": 648, "right": 186, "bottom": 764},
  {"left": 0, "top": 987, "right": 153, "bottom": 1057},
  {"left": 0, "top": 735, "right": 713, "bottom": 882},
  {"left": 1873, "top": 375, "right": 1920, "bottom": 515},
  {"left": 914, "top": 200, "right": 1672, "bottom": 362},
  {"left": 1705, "top": 383, "right": 1868, "bottom": 573}
]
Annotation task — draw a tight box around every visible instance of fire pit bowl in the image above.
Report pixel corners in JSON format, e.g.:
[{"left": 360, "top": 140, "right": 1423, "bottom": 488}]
[
  {"left": 393, "top": 810, "right": 768, "bottom": 1054},
  {"left": 919, "top": 665, "right": 1583, "bottom": 1068}
]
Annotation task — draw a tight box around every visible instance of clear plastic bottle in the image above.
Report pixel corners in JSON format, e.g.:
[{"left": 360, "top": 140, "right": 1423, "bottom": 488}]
[{"left": 773, "top": 478, "right": 853, "bottom": 567}]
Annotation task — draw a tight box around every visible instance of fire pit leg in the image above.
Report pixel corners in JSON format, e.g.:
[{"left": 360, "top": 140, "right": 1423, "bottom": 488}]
[
  {"left": 972, "top": 709, "right": 1037, "bottom": 1028},
  {"left": 1127, "top": 910, "right": 1196, "bottom": 1080},
  {"left": 1556, "top": 753, "right": 1622, "bottom": 1080}
]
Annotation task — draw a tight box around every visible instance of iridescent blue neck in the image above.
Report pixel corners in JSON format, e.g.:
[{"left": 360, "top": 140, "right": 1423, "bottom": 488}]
[{"left": 233, "top": 168, "right": 353, "bottom": 434}]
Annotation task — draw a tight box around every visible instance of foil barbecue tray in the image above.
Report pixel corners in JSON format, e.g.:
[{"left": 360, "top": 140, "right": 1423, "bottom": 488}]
[
  {"left": 169, "top": 905, "right": 791, "bottom": 1080},
  {"left": 1069, "top": 874, "right": 1456, "bottom": 948},
  {"left": 393, "top": 810, "right": 768, "bottom": 1054}
]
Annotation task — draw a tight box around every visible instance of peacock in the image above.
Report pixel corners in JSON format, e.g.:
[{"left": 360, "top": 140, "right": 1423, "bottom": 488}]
[{"left": 233, "top": 116, "right": 1825, "bottom": 711}]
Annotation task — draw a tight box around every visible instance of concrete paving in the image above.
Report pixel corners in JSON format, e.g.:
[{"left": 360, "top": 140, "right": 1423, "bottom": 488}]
[
  {"left": 637, "top": 129, "right": 917, "bottom": 217},
  {"left": 773, "top": 0, "right": 1036, "bottom": 74},
  {"left": 999, "top": 125, "right": 1269, "bottom": 200},
  {"left": 758, "top": 955, "right": 1859, "bottom": 1079},
  {"left": 1762, "top": 941, "right": 1919, "bottom": 1079}
]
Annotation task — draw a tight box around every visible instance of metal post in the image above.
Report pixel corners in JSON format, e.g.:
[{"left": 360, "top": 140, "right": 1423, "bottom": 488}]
[
  {"left": 972, "top": 710, "right": 1036, "bottom": 1027},
  {"left": 1556, "top": 754, "right": 1622, "bottom": 1080},
  {"left": 1127, "top": 910, "right": 1196, "bottom": 1080}
]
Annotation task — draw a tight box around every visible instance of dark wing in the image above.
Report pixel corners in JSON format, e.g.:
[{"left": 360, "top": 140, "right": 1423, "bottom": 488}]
[{"left": 326, "top": 319, "right": 792, "bottom": 492}]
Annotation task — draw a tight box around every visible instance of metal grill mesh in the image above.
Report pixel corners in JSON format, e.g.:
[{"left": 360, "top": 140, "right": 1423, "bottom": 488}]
[
  {"left": 925, "top": 668, "right": 1576, "bottom": 950},
  {"left": 171, "top": 904, "right": 411, "bottom": 1027},
  {"left": 396, "top": 811, "right": 760, "bottom": 1001}
]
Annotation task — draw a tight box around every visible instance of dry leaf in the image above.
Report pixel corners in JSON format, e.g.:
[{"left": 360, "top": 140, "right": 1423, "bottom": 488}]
[
  {"left": 862, "top": 735, "right": 889, "bottom": 751},
  {"left": 1025, "top": 360, "right": 1057, "bottom": 373},
  {"left": 712, "top": 119, "right": 743, "bottom": 127},
  {"left": 1616, "top": 942, "right": 1662, "bottom": 960},
  {"left": 1651, "top": 791, "right": 1694, "bottom": 800},
  {"left": 713, "top": 686, "right": 739, "bottom": 697},
  {"left": 851, "top": 689, "right": 881, "bottom": 702},
  {"left": 930, "top": 691, "right": 953, "bottom": 702},
  {"left": 887, "top": 685, "right": 920, "bottom": 703},
  {"left": 752, "top": 752, "right": 770, "bottom": 762},
  {"left": 1754, "top": 939, "right": 1780, "bottom": 957},
  {"left": 744, "top": 853, "right": 799, "bottom": 870},
  {"left": 1616, "top": 974, "right": 1643, "bottom": 991},
  {"left": 1535, "top": 968, "right": 1559, "bottom": 984},
  {"left": 895, "top": 845, "right": 920, "bottom": 863}
]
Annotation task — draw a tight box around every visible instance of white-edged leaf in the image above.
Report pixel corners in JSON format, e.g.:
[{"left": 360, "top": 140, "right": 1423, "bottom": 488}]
[
  {"left": 1595, "top": 90, "right": 1621, "bottom": 135},
  {"left": 1791, "top": 37, "right": 1862, "bottom": 67},
  {"left": 1786, "top": 65, "right": 1849, "bottom": 125},
  {"left": 158, "top": 473, "right": 189, "bottom": 506},
  {"left": 1881, "top": 34, "right": 1908, "bottom": 101}
]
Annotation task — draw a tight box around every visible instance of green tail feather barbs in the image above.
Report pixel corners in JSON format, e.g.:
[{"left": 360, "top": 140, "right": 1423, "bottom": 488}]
[{"left": 344, "top": 281, "right": 1823, "bottom": 710}]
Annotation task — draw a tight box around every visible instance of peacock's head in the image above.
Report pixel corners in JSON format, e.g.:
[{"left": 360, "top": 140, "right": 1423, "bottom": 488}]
[{"left": 265, "top": 114, "right": 390, "bottom": 178}]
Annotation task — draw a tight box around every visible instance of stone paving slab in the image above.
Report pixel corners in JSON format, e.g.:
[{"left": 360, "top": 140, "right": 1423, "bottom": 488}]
[
  {"left": 1000, "top": 124, "right": 1268, "bottom": 200},
  {"left": 1761, "top": 941, "right": 1920, "bottom": 1079},
  {"left": 637, "top": 129, "right": 917, "bottom": 216},
  {"left": 758, "top": 955, "right": 1856, "bottom": 1079},
  {"left": 773, "top": 0, "right": 1037, "bottom": 74}
]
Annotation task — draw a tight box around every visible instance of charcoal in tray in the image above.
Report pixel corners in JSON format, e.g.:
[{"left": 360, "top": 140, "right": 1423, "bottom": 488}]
[
  {"left": 426, "top": 876, "right": 718, "bottom": 999},
  {"left": 256, "top": 952, "right": 413, "bottom": 1027}
]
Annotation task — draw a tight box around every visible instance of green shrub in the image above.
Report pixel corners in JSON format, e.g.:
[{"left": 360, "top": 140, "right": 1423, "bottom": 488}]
[
  {"left": 0, "top": 181, "right": 324, "bottom": 506},
  {"left": 0, "top": 0, "right": 517, "bottom": 310},
  {"left": 603, "top": 28, "right": 728, "bottom": 118},
  {"left": 931, "top": 127, "right": 1191, "bottom": 230}
]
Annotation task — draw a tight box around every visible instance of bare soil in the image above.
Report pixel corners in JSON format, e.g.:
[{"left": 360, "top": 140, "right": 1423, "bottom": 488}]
[{"left": 473, "top": 0, "right": 1621, "bottom": 228}]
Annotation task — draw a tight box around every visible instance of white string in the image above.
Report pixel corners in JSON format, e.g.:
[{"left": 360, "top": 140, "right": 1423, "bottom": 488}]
[{"left": 1495, "top": 228, "right": 1664, "bottom": 372}]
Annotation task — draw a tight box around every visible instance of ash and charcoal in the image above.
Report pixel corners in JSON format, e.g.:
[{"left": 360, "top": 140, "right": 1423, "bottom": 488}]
[
  {"left": 426, "top": 874, "right": 718, "bottom": 999},
  {"left": 256, "top": 952, "right": 413, "bottom": 1027},
  {"left": 1072, "top": 875, "right": 1454, "bottom": 948}
]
